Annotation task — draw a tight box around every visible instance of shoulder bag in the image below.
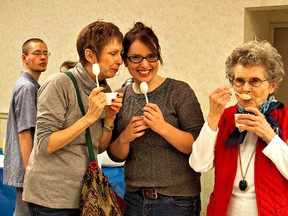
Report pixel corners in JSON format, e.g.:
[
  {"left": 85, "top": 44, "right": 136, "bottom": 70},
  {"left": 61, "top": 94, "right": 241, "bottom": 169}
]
[{"left": 65, "top": 72, "right": 125, "bottom": 216}]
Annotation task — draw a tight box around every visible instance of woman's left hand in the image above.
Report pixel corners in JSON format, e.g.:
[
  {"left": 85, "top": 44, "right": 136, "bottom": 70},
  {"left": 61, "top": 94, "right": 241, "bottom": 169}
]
[
  {"left": 236, "top": 107, "right": 276, "bottom": 143},
  {"left": 104, "top": 92, "right": 123, "bottom": 120},
  {"left": 143, "top": 103, "right": 167, "bottom": 134}
]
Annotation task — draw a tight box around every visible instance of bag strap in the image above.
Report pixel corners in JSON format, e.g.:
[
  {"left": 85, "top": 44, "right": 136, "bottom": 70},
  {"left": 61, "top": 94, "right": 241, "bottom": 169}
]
[{"left": 65, "top": 71, "right": 96, "bottom": 162}]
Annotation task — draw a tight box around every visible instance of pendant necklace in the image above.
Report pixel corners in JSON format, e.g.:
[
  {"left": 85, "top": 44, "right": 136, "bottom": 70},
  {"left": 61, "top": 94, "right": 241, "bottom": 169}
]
[{"left": 238, "top": 144, "right": 256, "bottom": 191}]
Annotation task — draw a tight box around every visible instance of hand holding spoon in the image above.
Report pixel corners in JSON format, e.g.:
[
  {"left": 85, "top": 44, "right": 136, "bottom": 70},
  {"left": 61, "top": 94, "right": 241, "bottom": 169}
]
[
  {"left": 231, "top": 90, "right": 251, "bottom": 100},
  {"left": 140, "top": 82, "right": 149, "bottom": 104},
  {"left": 92, "top": 63, "right": 100, "bottom": 87}
]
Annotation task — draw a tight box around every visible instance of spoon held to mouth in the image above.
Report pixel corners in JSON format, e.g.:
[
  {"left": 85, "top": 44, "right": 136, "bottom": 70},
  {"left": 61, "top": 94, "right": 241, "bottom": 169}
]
[
  {"left": 231, "top": 90, "right": 251, "bottom": 100},
  {"left": 140, "top": 82, "right": 149, "bottom": 104},
  {"left": 92, "top": 63, "right": 100, "bottom": 87}
]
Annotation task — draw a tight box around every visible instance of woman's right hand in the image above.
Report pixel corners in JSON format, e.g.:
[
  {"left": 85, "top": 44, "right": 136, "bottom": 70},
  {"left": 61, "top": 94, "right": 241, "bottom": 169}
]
[
  {"left": 85, "top": 87, "right": 106, "bottom": 124},
  {"left": 109, "top": 116, "right": 149, "bottom": 161},
  {"left": 207, "top": 86, "right": 232, "bottom": 130},
  {"left": 119, "top": 116, "right": 149, "bottom": 143}
]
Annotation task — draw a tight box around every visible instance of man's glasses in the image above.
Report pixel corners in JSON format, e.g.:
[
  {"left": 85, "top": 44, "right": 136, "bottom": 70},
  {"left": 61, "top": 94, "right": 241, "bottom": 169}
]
[
  {"left": 127, "top": 54, "right": 159, "bottom": 63},
  {"left": 233, "top": 77, "right": 269, "bottom": 87},
  {"left": 27, "top": 51, "right": 51, "bottom": 57}
]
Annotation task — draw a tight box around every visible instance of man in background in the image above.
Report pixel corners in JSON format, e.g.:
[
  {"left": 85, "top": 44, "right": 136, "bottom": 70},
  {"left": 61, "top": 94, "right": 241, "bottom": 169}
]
[
  {"left": 59, "top": 60, "right": 77, "bottom": 72},
  {"left": 4, "top": 38, "right": 49, "bottom": 215}
]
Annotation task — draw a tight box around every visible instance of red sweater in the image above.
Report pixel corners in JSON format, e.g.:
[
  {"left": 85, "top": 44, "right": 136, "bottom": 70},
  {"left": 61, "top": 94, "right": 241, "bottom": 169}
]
[{"left": 207, "top": 104, "right": 288, "bottom": 216}]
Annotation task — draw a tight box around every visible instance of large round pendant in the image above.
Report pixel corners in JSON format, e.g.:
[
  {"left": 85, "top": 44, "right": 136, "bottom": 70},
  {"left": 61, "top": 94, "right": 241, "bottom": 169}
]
[{"left": 239, "top": 179, "right": 248, "bottom": 191}]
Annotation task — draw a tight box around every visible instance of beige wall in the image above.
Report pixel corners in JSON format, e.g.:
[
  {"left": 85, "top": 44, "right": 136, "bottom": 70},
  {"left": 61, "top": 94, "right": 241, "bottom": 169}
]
[{"left": 1, "top": 0, "right": 288, "bottom": 214}]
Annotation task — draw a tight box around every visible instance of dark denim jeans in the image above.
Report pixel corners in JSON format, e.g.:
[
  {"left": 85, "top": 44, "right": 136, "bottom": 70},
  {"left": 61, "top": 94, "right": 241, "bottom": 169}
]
[
  {"left": 124, "top": 191, "right": 201, "bottom": 216},
  {"left": 14, "top": 187, "right": 29, "bottom": 216},
  {"left": 28, "top": 203, "right": 80, "bottom": 216}
]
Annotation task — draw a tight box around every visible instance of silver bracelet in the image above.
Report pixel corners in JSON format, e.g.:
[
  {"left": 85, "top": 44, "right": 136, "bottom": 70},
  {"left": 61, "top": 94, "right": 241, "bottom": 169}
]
[{"left": 103, "top": 123, "right": 114, "bottom": 131}]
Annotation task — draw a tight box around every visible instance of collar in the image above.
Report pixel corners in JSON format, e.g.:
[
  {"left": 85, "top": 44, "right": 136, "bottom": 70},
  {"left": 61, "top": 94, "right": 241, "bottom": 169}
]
[{"left": 21, "top": 71, "right": 40, "bottom": 89}]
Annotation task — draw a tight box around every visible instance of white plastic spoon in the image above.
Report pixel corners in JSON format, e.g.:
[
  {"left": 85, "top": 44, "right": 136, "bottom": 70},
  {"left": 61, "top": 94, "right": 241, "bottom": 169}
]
[
  {"left": 140, "top": 82, "right": 149, "bottom": 104},
  {"left": 92, "top": 63, "right": 100, "bottom": 87},
  {"left": 231, "top": 90, "right": 251, "bottom": 100}
]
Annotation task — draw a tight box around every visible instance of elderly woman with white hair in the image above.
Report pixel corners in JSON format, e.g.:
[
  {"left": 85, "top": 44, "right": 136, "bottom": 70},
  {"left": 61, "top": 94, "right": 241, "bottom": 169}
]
[{"left": 190, "top": 40, "right": 288, "bottom": 216}]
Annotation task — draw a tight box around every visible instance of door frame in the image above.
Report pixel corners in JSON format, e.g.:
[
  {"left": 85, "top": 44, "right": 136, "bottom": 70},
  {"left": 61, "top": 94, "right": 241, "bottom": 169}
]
[
  {"left": 269, "top": 22, "right": 288, "bottom": 105},
  {"left": 269, "top": 22, "right": 288, "bottom": 45}
]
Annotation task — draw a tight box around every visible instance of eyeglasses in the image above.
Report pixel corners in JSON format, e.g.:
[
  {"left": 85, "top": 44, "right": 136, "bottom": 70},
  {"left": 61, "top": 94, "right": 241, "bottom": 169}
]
[
  {"left": 27, "top": 51, "right": 51, "bottom": 57},
  {"left": 233, "top": 77, "right": 269, "bottom": 87},
  {"left": 127, "top": 54, "right": 159, "bottom": 63}
]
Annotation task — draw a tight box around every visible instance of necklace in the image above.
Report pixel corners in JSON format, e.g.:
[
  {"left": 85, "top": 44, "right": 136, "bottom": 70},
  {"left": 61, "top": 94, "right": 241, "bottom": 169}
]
[{"left": 238, "top": 144, "right": 256, "bottom": 191}]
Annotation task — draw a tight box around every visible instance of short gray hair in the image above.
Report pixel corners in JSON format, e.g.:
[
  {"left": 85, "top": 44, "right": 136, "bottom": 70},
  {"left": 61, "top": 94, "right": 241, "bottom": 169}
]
[{"left": 225, "top": 40, "right": 284, "bottom": 90}]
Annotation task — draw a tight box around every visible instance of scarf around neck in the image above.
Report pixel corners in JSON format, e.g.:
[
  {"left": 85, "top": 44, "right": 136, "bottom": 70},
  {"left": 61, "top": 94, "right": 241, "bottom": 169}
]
[{"left": 226, "top": 95, "right": 284, "bottom": 146}]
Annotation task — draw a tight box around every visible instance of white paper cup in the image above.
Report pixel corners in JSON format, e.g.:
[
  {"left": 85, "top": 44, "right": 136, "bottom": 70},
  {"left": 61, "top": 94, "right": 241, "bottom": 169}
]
[
  {"left": 234, "top": 113, "right": 246, "bottom": 127},
  {"left": 105, "top": 92, "right": 117, "bottom": 105}
]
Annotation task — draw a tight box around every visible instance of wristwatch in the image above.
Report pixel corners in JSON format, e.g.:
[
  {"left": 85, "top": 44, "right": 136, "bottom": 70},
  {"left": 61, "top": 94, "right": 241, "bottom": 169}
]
[{"left": 103, "top": 123, "right": 114, "bottom": 131}]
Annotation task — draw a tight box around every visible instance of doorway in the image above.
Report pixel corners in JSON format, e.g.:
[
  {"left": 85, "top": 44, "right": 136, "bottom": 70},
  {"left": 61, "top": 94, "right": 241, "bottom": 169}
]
[{"left": 270, "top": 23, "right": 288, "bottom": 105}]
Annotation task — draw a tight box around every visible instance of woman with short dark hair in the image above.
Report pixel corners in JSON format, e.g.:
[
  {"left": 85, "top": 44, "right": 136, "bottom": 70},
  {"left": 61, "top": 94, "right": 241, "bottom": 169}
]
[{"left": 23, "top": 20, "right": 123, "bottom": 215}]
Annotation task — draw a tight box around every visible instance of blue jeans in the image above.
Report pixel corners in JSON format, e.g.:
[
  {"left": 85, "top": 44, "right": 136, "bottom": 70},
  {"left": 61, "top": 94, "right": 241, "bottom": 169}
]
[
  {"left": 28, "top": 203, "right": 80, "bottom": 216},
  {"left": 14, "top": 187, "right": 29, "bottom": 216},
  {"left": 124, "top": 191, "right": 201, "bottom": 216}
]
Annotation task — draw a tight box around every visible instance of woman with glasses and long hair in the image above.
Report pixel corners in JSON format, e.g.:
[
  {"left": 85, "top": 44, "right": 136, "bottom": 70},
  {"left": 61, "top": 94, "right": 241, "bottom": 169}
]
[
  {"left": 108, "top": 22, "right": 204, "bottom": 215},
  {"left": 189, "top": 40, "right": 288, "bottom": 216}
]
